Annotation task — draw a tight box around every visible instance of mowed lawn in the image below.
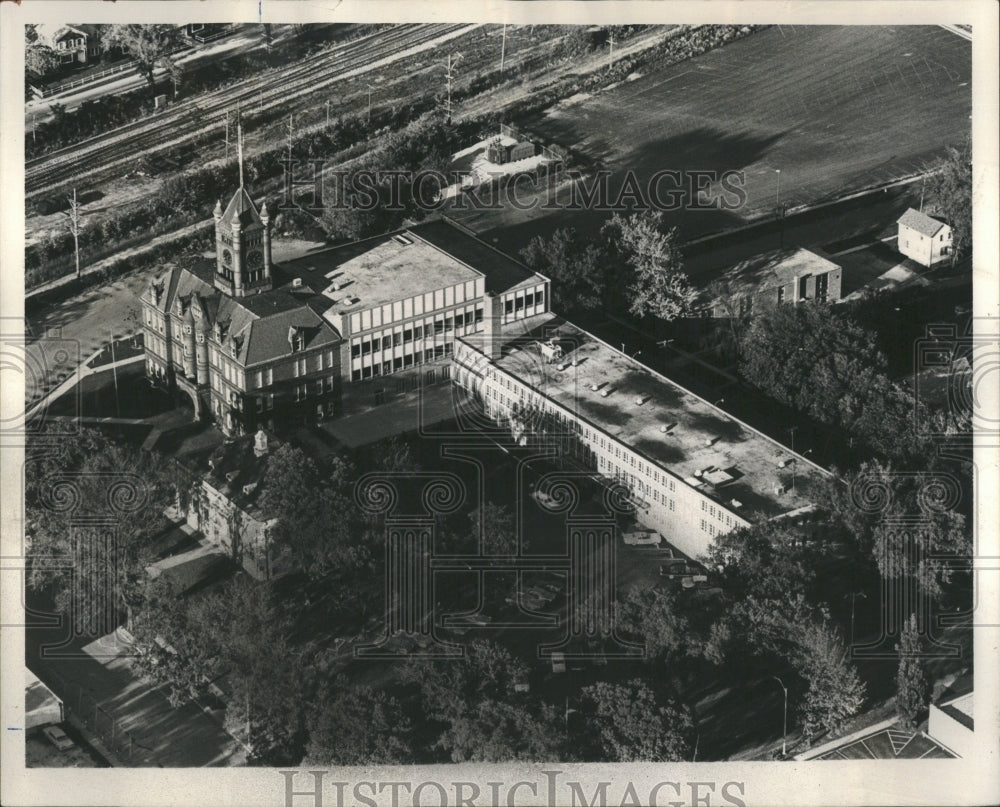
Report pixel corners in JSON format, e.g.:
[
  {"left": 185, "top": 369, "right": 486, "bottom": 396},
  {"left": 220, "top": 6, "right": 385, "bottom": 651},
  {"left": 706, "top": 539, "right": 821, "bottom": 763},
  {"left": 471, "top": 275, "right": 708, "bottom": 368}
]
[{"left": 450, "top": 25, "right": 971, "bottom": 250}]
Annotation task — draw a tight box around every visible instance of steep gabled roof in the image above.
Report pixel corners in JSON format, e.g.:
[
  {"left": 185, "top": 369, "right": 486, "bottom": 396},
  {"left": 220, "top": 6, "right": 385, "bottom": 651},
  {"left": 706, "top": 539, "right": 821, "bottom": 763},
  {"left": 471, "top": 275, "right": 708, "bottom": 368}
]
[
  {"left": 220, "top": 188, "right": 263, "bottom": 229},
  {"left": 898, "top": 208, "right": 947, "bottom": 238}
]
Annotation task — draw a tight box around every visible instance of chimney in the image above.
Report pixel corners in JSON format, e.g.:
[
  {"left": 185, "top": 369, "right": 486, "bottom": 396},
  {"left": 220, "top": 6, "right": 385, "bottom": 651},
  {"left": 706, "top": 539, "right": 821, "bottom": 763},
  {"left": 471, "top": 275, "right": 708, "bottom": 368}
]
[{"left": 481, "top": 292, "right": 503, "bottom": 361}]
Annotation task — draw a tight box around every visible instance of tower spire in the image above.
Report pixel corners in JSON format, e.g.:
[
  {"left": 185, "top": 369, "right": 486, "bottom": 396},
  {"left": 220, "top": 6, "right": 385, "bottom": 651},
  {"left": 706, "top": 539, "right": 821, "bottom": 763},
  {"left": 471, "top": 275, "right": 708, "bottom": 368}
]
[{"left": 237, "top": 104, "right": 244, "bottom": 189}]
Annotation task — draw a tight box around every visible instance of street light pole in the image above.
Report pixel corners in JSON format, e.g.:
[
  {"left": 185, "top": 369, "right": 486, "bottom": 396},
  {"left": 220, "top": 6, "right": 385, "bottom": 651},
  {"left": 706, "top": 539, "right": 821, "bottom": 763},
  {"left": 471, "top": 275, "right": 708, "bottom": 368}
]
[{"left": 772, "top": 675, "right": 788, "bottom": 757}]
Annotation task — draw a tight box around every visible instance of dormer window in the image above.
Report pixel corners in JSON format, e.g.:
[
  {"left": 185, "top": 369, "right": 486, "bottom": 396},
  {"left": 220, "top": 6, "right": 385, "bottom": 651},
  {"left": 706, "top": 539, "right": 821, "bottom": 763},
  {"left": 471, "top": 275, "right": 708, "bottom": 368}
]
[{"left": 288, "top": 326, "right": 305, "bottom": 352}]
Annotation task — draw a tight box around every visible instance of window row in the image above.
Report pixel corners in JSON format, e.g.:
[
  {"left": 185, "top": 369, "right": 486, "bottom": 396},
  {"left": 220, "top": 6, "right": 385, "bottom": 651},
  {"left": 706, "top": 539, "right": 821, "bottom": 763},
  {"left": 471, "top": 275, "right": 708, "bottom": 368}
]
[{"left": 350, "top": 343, "right": 453, "bottom": 381}]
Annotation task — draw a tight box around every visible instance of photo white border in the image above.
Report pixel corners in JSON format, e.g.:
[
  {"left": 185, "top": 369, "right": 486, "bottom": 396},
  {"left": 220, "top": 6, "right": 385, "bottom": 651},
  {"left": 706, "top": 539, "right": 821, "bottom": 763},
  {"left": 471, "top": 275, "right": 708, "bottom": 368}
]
[{"left": 1, "top": 3, "right": 997, "bottom": 806}]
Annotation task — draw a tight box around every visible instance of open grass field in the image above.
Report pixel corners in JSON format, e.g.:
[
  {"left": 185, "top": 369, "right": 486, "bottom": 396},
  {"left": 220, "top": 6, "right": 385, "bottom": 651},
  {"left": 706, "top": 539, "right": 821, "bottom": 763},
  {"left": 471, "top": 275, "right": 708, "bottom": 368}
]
[{"left": 449, "top": 25, "right": 971, "bottom": 250}]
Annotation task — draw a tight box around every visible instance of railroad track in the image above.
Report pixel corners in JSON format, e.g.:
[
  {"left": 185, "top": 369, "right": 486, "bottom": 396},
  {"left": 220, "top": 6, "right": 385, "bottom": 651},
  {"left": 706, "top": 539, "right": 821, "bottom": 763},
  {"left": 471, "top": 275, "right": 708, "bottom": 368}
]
[{"left": 26, "top": 23, "right": 478, "bottom": 199}]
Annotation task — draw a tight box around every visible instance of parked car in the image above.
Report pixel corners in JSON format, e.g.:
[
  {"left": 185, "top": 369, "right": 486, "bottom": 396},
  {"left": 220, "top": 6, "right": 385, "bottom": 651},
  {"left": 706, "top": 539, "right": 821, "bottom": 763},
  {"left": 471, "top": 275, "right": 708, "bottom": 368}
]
[
  {"left": 42, "top": 725, "right": 75, "bottom": 751},
  {"left": 551, "top": 652, "right": 566, "bottom": 673}
]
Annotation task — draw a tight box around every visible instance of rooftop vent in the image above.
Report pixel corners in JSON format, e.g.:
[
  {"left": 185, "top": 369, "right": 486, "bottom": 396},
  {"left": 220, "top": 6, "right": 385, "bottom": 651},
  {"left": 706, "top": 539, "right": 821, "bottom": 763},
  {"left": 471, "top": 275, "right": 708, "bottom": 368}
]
[
  {"left": 292, "top": 278, "right": 303, "bottom": 288},
  {"left": 660, "top": 424, "right": 669, "bottom": 433},
  {"left": 777, "top": 458, "right": 793, "bottom": 469},
  {"left": 704, "top": 437, "right": 716, "bottom": 447},
  {"left": 393, "top": 233, "right": 414, "bottom": 245},
  {"left": 635, "top": 395, "right": 648, "bottom": 406},
  {"left": 600, "top": 386, "right": 614, "bottom": 398},
  {"left": 225, "top": 471, "right": 239, "bottom": 484},
  {"left": 730, "top": 499, "right": 743, "bottom": 509},
  {"left": 590, "top": 382, "right": 601, "bottom": 392},
  {"left": 774, "top": 483, "right": 789, "bottom": 496}
]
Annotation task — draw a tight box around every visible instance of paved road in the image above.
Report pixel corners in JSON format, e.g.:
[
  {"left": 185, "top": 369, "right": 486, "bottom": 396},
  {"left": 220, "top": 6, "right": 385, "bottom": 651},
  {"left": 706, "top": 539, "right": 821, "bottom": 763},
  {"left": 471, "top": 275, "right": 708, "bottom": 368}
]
[{"left": 25, "top": 591, "right": 244, "bottom": 767}]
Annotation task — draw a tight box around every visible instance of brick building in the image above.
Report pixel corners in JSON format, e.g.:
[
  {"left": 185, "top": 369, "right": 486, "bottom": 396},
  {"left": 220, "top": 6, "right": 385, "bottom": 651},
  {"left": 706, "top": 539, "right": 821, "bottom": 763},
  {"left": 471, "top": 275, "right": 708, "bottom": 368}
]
[
  {"left": 140, "top": 179, "right": 550, "bottom": 435},
  {"left": 707, "top": 247, "right": 843, "bottom": 317}
]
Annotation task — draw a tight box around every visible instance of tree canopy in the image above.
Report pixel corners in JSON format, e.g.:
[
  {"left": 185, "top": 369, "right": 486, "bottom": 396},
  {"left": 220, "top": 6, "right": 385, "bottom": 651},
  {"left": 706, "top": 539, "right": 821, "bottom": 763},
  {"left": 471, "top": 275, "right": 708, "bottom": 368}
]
[
  {"left": 519, "top": 227, "right": 609, "bottom": 314},
  {"left": 738, "top": 301, "right": 927, "bottom": 464},
  {"left": 306, "top": 680, "right": 416, "bottom": 765},
  {"left": 927, "top": 138, "right": 972, "bottom": 264},
  {"left": 101, "top": 25, "right": 183, "bottom": 94},
  {"left": 25, "top": 426, "right": 184, "bottom": 633},
  {"left": 895, "top": 614, "right": 930, "bottom": 732},
  {"left": 257, "top": 444, "right": 364, "bottom": 578},
  {"left": 580, "top": 678, "right": 693, "bottom": 761},
  {"left": 603, "top": 211, "right": 698, "bottom": 321},
  {"left": 25, "top": 25, "right": 59, "bottom": 77}
]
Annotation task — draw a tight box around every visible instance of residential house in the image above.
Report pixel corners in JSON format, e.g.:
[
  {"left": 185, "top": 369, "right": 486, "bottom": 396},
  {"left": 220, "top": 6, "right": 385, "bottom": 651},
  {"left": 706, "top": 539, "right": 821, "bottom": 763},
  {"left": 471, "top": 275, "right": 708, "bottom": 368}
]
[{"left": 897, "top": 208, "right": 953, "bottom": 267}]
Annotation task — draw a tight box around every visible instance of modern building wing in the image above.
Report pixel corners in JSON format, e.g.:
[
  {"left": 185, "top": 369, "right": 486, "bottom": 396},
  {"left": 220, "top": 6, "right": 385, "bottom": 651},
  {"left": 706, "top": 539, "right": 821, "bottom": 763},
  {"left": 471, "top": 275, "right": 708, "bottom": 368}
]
[{"left": 453, "top": 314, "right": 828, "bottom": 560}]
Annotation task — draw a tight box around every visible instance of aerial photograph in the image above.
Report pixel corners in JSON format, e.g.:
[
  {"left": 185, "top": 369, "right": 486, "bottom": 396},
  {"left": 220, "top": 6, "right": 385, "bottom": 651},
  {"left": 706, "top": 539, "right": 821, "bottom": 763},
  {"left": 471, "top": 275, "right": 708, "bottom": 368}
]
[{"left": 6, "top": 9, "right": 991, "bottom": 806}]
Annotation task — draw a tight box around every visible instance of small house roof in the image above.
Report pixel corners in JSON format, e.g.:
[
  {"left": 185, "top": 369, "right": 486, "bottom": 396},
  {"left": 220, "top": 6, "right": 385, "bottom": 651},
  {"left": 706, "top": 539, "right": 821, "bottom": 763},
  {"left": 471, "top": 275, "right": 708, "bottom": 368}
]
[{"left": 898, "top": 208, "right": 948, "bottom": 237}]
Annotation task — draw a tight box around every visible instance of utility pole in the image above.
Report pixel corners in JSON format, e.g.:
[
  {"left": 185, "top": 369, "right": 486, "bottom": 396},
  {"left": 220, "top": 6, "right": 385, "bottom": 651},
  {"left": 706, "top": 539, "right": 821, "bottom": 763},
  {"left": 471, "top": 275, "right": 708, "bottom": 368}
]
[
  {"left": 772, "top": 676, "right": 788, "bottom": 757},
  {"left": 919, "top": 174, "right": 926, "bottom": 211},
  {"left": 367, "top": 84, "right": 374, "bottom": 125},
  {"left": 286, "top": 113, "right": 294, "bottom": 164},
  {"left": 326, "top": 98, "right": 331, "bottom": 129},
  {"left": 500, "top": 24, "right": 507, "bottom": 74},
  {"left": 67, "top": 187, "right": 82, "bottom": 280},
  {"left": 110, "top": 326, "right": 120, "bottom": 418},
  {"left": 443, "top": 53, "right": 463, "bottom": 123},
  {"left": 225, "top": 109, "right": 230, "bottom": 162},
  {"left": 31, "top": 114, "right": 36, "bottom": 144},
  {"left": 607, "top": 29, "right": 616, "bottom": 66}
]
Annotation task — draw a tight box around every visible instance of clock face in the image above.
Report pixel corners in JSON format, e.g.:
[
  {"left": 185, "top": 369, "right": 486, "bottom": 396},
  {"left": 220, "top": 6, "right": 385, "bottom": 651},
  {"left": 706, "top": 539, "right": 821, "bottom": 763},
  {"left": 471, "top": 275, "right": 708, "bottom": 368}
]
[
  {"left": 247, "top": 250, "right": 263, "bottom": 269},
  {"left": 221, "top": 248, "right": 232, "bottom": 267}
]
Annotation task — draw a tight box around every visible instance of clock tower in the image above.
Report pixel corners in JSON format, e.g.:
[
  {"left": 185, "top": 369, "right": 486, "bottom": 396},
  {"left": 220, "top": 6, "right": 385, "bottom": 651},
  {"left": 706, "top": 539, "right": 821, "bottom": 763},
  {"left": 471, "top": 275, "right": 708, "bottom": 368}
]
[
  {"left": 213, "top": 187, "right": 273, "bottom": 297},
  {"left": 213, "top": 120, "right": 273, "bottom": 298}
]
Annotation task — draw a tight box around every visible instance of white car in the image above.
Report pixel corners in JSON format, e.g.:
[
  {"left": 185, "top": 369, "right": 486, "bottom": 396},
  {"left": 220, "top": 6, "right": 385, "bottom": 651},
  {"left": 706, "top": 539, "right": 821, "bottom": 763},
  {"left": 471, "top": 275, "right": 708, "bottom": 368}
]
[
  {"left": 42, "top": 725, "right": 75, "bottom": 751},
  {"left": 551, "top": 652, "right": 566, "bottom": 674}
]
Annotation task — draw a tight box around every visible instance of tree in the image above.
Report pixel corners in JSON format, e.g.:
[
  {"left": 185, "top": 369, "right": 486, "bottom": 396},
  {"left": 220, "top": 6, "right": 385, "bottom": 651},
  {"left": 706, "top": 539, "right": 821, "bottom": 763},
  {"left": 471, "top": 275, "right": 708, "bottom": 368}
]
[
  {"left": 469, "top": 501, "right": 520, "bottom": 555},
  {"left": 437, "top": 698, "right": 566, "bottom": 762},
  {"left": 257, "top": 444, "right": 361, "bottom": 578},
  {"left": 603, "top": 211, "right": 698, "bottom": 321},
  {"left": 25, "top": 428, "right": 177, "bottom": 634},
  {"left": 102, "top": 25, "right": 182, "bottom": 97},
  {"left": 927, "top": 138, "right": 972, "bottom": 264},
  {"left": 616, "top": 583, "right": 688, "bottom": 659},
  {"left": 836, "top": 461, "right": 971, "bottom": 603},
  {"left": 580, "top": 679, "right": 693, "bottom": 761},
  {"left": 306, "top": 681, "right": 416, "bottom": 765},
  {"left": 404, "top": 639, "right": 529, "bottom": 719},
  {"left": 519, "top": 228, "right": 608, "bottom": 314},
  {"left": 792, "top": 620, "right": 866, "bottom": 742},
  {"left": 895, "top": 614, "right": 930, "bottom": 732},
  {"left": 738, "top": 301, "right": 928, "bottom": 464},
  {"left": 25, "top": 25, "right": 59, "bottom": 77},
  {"left": 705, "top": 520, "right": 818, "bottom": 602}
]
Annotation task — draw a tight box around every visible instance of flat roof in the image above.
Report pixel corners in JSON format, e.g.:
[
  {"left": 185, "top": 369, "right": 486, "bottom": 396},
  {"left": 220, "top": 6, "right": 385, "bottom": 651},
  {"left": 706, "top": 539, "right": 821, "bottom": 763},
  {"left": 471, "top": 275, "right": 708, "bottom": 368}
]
[
  {"left": 279, "top": 220, "right": 542, "bottom": 319},
  {"left": 282, "top": 230, "right": 479, "bottom": 317},
  {"left": 475, "top": 317, "right": 828, "bottom": 519}
]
